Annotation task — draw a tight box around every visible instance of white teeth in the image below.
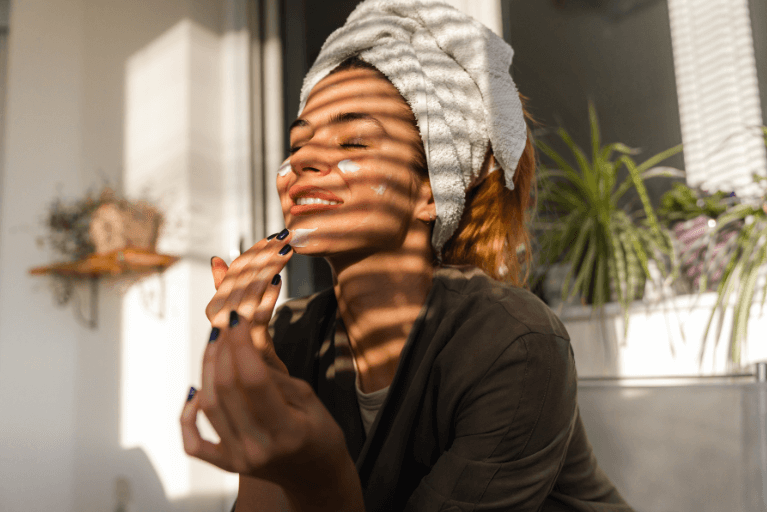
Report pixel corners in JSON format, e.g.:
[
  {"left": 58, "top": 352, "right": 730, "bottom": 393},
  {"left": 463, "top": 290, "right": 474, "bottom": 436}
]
[{"left": 296, "top": 197, "right": 341, "bottom": 206}]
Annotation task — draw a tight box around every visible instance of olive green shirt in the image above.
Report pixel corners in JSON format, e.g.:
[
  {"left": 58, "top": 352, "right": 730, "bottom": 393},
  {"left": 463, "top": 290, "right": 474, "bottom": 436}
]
[{"left": 268, "top": 265, "right": 634, "bottom": 511}]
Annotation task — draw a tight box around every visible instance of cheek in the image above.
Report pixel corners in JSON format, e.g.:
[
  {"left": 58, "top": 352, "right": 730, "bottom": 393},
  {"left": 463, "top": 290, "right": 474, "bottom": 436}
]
[{"left": 276, "top": 175, "right": 293, "bottom": 213}]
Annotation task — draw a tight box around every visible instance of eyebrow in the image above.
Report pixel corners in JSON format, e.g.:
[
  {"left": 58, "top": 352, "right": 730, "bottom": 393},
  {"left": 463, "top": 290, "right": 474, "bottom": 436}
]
[{"left": 289, "top": 112, "right": 385, "bottom": 134}]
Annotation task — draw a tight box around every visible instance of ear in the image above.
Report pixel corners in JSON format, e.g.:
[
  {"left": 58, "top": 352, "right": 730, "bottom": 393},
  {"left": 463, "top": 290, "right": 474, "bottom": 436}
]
[{"left": 414, "top": 176, "right": 436, "bottom": 224}]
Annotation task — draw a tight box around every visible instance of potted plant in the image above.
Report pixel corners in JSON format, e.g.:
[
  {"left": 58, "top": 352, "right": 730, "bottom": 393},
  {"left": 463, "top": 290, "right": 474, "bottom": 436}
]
[
  {"left": 656, "top": 182, "right": 738, "bottom": 293},
  {"left": 42, "top": 187, "right": 163, "bottom": 262},
  {"left": 533, "top": 103, "right": 684, "bottom": 328},
  {"left": 698, "top": 170, "right": 767, "bottom": 366}
]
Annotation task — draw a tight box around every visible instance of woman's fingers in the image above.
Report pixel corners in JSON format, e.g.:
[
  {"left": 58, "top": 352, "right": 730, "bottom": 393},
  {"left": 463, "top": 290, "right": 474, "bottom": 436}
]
[
  {"left": 229, "top": 314, "right": 293, "bottom": 434},
  {"left": 223, "top": 238, "right": 292, "bottom": 321},
  {"left": 210, "top": 256, "right": 229, "bottom": 290},
  {"left": 199, "top": 329, "right": 242, "bottom": 455},
  {"left": 205, "top": 231, "right": 293, "bottom": 325},
  {"left": 180, "top": 387, "right": 231, "bottom": 470}
]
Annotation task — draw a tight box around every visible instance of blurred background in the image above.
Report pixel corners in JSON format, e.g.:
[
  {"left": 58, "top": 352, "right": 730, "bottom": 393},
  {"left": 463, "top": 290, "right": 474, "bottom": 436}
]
[{"left": 0, "top": 0, "right": 766, "bottom": 510}]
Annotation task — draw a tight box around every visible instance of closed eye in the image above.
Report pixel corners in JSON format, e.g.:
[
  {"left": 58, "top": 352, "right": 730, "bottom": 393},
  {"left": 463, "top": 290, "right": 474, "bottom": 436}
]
[{"left": 341, "top": 143, "right": 367, "bottom": 149}]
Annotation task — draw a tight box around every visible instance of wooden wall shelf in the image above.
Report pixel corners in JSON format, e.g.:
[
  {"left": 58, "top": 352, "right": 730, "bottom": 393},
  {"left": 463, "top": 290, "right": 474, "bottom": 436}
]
[
  {"left": 29, "top": 248, "right": 179, "bottom": 278},
  {"left": 29, "top": 248, "right": 179, "bottom": 329}
]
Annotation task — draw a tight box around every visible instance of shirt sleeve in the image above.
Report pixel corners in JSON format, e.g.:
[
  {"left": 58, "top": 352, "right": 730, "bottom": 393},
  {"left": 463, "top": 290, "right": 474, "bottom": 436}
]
[{"left": 404, "top": 331, "right": 578, "bottom": 512}]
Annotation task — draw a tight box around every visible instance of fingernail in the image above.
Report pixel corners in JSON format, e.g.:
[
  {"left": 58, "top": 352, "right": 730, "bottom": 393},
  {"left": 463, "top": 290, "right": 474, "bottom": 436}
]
[
  {"left": 209, "top": 327, "right": 220, "bottom": 343},
  {"left": 210, "top": 256, "right": 216, "bottom": 267},
  {"left": 187, "top": 386, "right": 197, "bottom": 402},
  {"left": 229, "top": 310, "right": 239, "bottom": 328},
  {"left": 279, "top": 244, "right": 292, "bottom": 256},
  {"left": 276, "top": 228, "right": 290, "bottom": 240},
  {"left": 267, "top": 232, "right": 278, "bottom": 240},
  {"left": 271, "top": 274, "right": 281, "bottom": 285}
]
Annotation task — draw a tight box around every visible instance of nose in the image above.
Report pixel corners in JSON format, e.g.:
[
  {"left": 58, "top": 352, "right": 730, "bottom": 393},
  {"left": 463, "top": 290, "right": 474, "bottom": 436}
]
[{"left": 290, "top": 141, "right": 335, "bottom": 177}]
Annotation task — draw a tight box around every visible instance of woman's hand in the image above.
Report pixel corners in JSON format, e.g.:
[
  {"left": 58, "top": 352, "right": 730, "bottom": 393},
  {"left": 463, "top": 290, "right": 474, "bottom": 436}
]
[
  {"left": 205, "top": 230, "right": 294, "bottom": 374},
  {"left": 181, "top": 231, "right": 365, "bottom": 511},
  {"left": 180, "top": 311, "right": 354, "bottom": 491}
]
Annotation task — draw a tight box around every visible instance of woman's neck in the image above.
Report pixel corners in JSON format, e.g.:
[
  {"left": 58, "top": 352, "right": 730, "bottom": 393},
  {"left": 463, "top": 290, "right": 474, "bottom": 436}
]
[{"left": 326, "top": 237, "right": 435, "bottom": 393}]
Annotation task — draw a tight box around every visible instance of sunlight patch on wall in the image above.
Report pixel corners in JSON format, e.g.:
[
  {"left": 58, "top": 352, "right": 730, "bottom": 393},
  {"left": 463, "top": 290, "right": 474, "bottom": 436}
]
[
  {"left": 668, "top": 0, "right": 766, "bottom": 197},
  {"left": 120, "top": 19, "right": 238, "bottom": 500}
]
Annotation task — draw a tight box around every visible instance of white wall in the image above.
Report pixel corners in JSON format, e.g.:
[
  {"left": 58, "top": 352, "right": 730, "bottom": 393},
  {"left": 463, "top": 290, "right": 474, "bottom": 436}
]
[{"left": 0, "top": 1, "right": 244, "bottom": 511}]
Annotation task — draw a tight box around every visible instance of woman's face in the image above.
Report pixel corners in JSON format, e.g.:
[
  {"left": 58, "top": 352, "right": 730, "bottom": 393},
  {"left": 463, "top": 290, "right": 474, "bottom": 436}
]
[{"left": 278, "top": 67, "right": 432, "bottom": 259}]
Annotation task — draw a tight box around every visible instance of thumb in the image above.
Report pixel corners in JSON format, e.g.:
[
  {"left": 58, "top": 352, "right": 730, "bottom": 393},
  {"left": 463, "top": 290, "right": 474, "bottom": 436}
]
[
  {"left": 251, "top": 325, "right": 289, "bottom": 375},
  {"left": 210, "top": 256, "right": 229, "bottom": 290}
]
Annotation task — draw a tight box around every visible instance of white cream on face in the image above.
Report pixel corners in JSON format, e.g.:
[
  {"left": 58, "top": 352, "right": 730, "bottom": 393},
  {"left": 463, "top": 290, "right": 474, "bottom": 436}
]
[
  {"left": 291, "top": 228, "right": 318, "bottom": 247},
  {"left": 338, "top": 159, "right": 360, "bottom": 174},
  {"left": 278, "top": 159, "right": 292, "bottom": 177},
  {"left": 371, "top": 184, "right": 387, "bottom": 196}
]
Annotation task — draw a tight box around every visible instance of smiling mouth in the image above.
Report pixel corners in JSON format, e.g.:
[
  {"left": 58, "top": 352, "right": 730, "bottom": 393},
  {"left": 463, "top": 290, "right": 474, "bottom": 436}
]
[
  {"left": 290, "top": 198, "right": 343, "bottom": 215},
  {"left": 295, "top": 197, "right": 342, "bottom": 206}
]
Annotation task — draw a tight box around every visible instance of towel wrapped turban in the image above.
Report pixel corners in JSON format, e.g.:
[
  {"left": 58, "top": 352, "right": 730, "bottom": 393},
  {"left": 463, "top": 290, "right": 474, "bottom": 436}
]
[{"left": 298, "top": 0, "right": 527, "bottom": 255}]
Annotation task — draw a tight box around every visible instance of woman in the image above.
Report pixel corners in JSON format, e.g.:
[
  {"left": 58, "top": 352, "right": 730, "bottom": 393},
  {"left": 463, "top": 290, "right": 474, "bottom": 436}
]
[{"left": 181, "top": 1, "right": 634, "bottom": 511}]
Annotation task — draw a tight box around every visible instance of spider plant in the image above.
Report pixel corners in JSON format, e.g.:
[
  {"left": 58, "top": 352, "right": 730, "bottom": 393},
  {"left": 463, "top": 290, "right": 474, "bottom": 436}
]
[
  {"left": 534, "top": 103, "right": 684, "bottom": 327},
  {"left": 700, "top": 127, "right": 767, "bottom": 365}
]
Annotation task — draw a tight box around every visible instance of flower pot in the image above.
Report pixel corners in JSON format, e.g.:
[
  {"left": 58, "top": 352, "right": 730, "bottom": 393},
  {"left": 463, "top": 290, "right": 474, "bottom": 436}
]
[{"left": 89, "top": 202, "right": 161, "bottom": 255}]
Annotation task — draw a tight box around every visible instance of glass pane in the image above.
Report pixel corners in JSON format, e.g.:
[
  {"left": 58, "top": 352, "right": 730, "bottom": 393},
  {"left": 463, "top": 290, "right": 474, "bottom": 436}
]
[
  {"left": 750, "top": 0, "right": 767, "bottom": 135},
  {"left": 501, "top": 0, "right": 685, "bottom": 204}
]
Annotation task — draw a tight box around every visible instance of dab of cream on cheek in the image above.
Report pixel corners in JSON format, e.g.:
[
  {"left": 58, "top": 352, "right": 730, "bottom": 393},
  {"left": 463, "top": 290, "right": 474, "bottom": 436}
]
[
  {"left": 277, "top": 159, "right": 291, "bottom": 177},
  {"left": 338, "top": 159, "right": 360, "bottom": 174},
  {"left": 291, "top": 228, "right": 318, "bottom": 247},
  {"left": 371, "top": 184, "right": 387, "bottom": 195}
]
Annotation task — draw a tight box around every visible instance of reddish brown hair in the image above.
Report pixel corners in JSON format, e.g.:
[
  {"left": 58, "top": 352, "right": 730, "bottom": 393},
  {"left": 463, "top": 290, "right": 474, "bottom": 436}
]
[
  {"left": 441, "top": 136, "right": 536, "bottom": 287},
  {"left": 330, "top": 57, "right": 537, "bottom": 286}
]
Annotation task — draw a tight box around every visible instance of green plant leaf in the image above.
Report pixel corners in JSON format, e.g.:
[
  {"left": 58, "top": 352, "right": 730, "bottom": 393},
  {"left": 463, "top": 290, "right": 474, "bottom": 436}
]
[
  {"left": 634, "top": 143, "right": 684, "bottom": 175},
  {"left": 621, "top": 156, "right": 666, "bottom": 248},
  {"left": 612, "top": 146, "right": 684, "bottom": 204},
  {"left": 571, "top": 231, "right": 598, "bottom": 302},
  {"left": 731, "top": 231, "right": 767, "bottom": 363},
  {"left": 640, "top": 166, "right": 686, "bottom": 180},
  {"left": 589, "top": 102, "right": 601, "bottom": 170},
  {"left": 561, "top": 217, "right": 594, "bottom": 300},
  {"left": 557, "top": 127, "right": 599, "bottom": 203}
]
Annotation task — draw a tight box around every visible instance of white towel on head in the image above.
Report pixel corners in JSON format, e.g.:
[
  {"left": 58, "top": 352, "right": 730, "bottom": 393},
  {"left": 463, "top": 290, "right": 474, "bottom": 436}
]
[{"left": 298, "top": 0, "right": 527, "bottom": 256}]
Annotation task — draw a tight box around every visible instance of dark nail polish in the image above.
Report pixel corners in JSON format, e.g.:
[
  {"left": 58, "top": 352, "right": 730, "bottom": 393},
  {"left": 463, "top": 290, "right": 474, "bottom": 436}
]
[
  {"left": 209, "top": 327, "right": 220, "bottom": 343},
  {"left": 276, "top": 228, "right": 290, "bottom": 240},
  {"left": 229, "top": 310, "right": 239, "bottom": 328},
  {"left": 271, "top": 274, "right": 281, "bottom": 285},
  {"left": 279, "top": 244, "right": 292, "bottom": 256},
  {"left": 210, "top": 256, "right": 216, "bottom": 267},
  {"left": 187, "top": 386, "right": 197, "bottom": 402},
  {"left": 267, "top": 232, "right": 278, "bottom": 240}
]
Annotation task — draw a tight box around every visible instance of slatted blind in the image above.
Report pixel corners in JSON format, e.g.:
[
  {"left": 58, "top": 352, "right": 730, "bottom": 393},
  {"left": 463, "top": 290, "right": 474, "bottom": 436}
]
[{"left": 667, "top": 0, "right": 766, "bottom": 198}]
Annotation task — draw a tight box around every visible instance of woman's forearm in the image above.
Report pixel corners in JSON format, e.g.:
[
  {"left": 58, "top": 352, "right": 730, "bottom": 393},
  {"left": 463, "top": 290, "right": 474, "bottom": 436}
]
[
  {"left": 282, "top": 454, "right": 366, "bottom": 512},
  {"left": 235, "top": 452, "right": 364, "bottom": 512},
  {"left": 235, "top": 475, "right": 294, "bottom": 512}
]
